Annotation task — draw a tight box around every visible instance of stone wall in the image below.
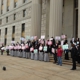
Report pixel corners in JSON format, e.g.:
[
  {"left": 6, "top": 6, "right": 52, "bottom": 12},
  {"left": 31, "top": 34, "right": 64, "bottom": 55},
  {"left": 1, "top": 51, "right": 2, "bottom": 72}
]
[
  {"left": 41, "top": 0, "right": 50, "bottom": 39},
  {"left": 0, "top": 0, "right": 32, "bottom": 45}
]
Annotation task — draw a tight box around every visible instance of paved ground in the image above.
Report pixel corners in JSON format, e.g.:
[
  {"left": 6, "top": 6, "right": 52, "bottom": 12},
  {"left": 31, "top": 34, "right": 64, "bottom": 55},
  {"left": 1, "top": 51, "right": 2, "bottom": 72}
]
[{"left": 0, "top": 54, "right": 80, "bottom": 80}]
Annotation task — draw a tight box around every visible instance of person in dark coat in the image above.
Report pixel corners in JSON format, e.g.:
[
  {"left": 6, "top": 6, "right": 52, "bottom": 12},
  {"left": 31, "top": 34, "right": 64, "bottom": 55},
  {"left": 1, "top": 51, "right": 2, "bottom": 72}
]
[
  {"left": 1, "top": 44, "right": 4, "bottom": 55},
  {"left": 71, "top": 44, "right": 77, "bottom": 70},
  {"left": 44, "top": 44, "right": 49, "bottom": 62},
  {"left": 77, "top": 43, "right": 80, "bottom": 63},
  {"left": 6, "top": 45, "right": 9, "bottom": 56}
]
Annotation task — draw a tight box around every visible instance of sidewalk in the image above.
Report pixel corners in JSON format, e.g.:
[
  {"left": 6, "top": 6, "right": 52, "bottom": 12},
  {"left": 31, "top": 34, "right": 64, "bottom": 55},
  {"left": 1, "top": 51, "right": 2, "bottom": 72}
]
[{"left": 0, "top": 54, "right": 80, "bottom": 80}]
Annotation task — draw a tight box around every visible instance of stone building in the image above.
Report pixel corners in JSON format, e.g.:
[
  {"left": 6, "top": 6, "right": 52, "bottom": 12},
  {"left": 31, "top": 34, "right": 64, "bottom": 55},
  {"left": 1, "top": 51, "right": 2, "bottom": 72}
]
[{"left": 0, "top": 0, "right": 79, "bottom": 45}]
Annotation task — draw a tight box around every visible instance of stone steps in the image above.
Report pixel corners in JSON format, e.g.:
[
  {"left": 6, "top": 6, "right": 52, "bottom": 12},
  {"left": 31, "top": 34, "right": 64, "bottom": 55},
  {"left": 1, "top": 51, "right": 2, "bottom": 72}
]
[{"left": 49, "top": 55, "right": 80, "bottom": 67}]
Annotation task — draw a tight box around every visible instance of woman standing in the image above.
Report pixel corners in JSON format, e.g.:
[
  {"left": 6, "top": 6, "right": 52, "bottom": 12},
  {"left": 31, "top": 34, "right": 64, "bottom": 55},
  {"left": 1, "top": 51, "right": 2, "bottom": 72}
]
[
  {"left": 44, "top": 43, "right": 49, "bottom": 62},
  {"left": 39, "top": 44, "right": 44, "bottom": 61}
]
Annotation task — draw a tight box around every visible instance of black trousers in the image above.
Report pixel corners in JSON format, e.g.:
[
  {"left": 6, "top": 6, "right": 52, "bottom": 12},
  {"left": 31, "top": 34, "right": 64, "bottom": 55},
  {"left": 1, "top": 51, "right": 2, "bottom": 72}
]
[
  {"left": 77, "top": 55, "right": 80, "bottom": 63},
  {"left": 53, "top": 53, "right": 57, "bottom": 63},
  {"left": 64, "top": 50, "right": 69, "bottom": 60},
  {"left": 72, "top": 58, "right": 76, "bottom": 69},
  {"left": 6, "top": 50, "right": 9, "bottom": 56},
  {"left": 1, "top": 50, "right": 3, "bottom": 55}
]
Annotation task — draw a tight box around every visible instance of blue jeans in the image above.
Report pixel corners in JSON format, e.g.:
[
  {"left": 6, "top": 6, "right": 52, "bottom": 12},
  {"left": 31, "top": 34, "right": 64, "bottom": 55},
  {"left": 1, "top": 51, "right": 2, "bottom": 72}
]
[{"left": 57, "top": 57, "right": 62, "bottom": 66}]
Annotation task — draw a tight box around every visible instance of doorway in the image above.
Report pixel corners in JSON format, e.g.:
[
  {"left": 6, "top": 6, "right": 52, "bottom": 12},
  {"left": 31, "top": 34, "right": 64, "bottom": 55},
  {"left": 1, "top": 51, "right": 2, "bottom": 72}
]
[{"left": 74, "top": 0, "right": 78, "bottom": 38}]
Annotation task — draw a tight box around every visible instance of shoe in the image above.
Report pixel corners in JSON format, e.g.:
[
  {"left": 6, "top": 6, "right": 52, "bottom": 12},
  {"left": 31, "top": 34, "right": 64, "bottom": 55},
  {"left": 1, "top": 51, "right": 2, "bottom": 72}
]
[
  {"left": 53, "top": 62, "right": 56, "bottom": 64},
  {"left": 70, "top": 68, "right": 76, "bottom": 70}
]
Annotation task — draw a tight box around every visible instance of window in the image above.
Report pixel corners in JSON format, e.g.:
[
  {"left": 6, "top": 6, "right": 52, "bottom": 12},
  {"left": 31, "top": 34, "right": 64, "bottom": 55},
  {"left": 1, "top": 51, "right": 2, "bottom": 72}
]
[
  {"left": 0, "top": 19, "right": 2, "bottom": 25},
  {"left": 1, "top": 0, "right": 3, "bottom": 14},
  {"left": 22, "top": 23, "right": 25, "bottom": 32},
  {"left": 23, "top": 0, "right": 27, "bottom": 3},
  {"left": 6, "top": 17, "right": 8, "bottom": 23},
  {"left": 12, "top": 26, "right": 15, "bottom": 34},
  {"left": 14, "top": 2, "right": 17, "bottom": 8},
  {"left": 14, "top": 0, "right": 18, "bottom": 8},
  {"left": 14, "top": 14, "right": 16, "bottom": 20},
  {"left": 7, "top": 0, "right": 10, "bottom": 11},
  {"left": 7, "top": 6, "right": 9, "bottom": 11},
  {"left": 4, "top": 38, "right": 7, "bottom": 46},
  {"left": 23, "top": 9, "right": 26, "bottom": 17},
  {"left": 5, "top": 28, "right": 7, "bottom": 35},
  {"left": 0, "top": 29, "right": 1, "bottom": 36},
  {"left": 21, "top": 23, "right": 25, "bottom": 37},
  {"left": 12, "top": 38, "right": 15, "bottom": 41},
  {"left": 1, "top": 10, "right": 3, "bottom": 14},
  {"left": 12, "top": 26, "right": 15, "bottom": 41}
]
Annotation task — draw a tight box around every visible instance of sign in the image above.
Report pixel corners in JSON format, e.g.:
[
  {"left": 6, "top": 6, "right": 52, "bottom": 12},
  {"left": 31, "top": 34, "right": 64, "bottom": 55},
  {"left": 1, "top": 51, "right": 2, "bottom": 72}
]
[
  {"left": 34, "top": 36, "right": 37, "bottom": 40},
  {"left": 34, "top": 49, "right": 38, "bottom": 54},
  {"left": 62, "top": 44, "right": 68, "bottom": 50},
  {"left": 50, "top": 38, "right": 53, "bottom": 40},
  {"left": 61, "top": 35, "right": 66, "bottom": 39},
  {"left": 48, "top": 40, "right": 52, "bottom": 45},
  {"left": 26, "top": 36, "right": 30, "bottom": 40},
  {"left": 30, "top": 36, "right": 34, "bottom": 40},
  {"left": 44, "top": 46, "right": 47, "bottom": 52},
  {"left": 11, "top": 41, "right": 15, "bottom": 44},
  {"left": 41, "top": 35, "right": 45, "bottom": 39},
  {"left": 55, "top": 36, "right": 61, "bottom": 40},
  {"left": 39, "top": 46, "right": 43, "bottom": 51},
  {"left": 20, "top": 37, "right": 25, "bottom": 41}
]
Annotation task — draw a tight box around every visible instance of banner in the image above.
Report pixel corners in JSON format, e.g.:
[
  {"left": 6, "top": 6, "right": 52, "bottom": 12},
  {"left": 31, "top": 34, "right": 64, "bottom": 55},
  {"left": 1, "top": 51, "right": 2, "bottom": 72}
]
[
  {"left": 11, "top": 41, "right": 15, "bottom": 44},
  {"left": 44, "top": 46, "right": 47, "bottom": 52},
  {"left": 41, "top": 35, "right": 45, "bottom": 39},
  {"left": 34, "top": 49, "right": 38, "bottom": 54},
  {"left": 20, "top": 37, "right": 25, "bottom": 41},
  {"left": 62, "top": 44, "right": 68, "bottom": 50},
  {"left": 61, "top": 35, "right": 66, "bottom": 39},
  {"left": 26, "top": 36, "right": 30, "bottom": 40},
  {"left": 55, "top": 36, "right": 61, "bottom": 40}
]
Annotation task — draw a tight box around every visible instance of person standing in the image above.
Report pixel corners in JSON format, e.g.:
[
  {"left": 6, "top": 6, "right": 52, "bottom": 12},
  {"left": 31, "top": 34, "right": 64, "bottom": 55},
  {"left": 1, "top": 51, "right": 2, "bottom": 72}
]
[
  {"left": 71, "top": 44, "right": 77, "bottom": 70},
  {"left": 77, "top": 43, "right": 80, "bottom": 63},
  {"left": 6, "top": 45, "right": 9, "bottom": 56},
  {"left": 1, "top": 44, "right": 4, "bottom": 55},
  {"left": 64, "top": 39, "right": 69, "bottom": 60},
  {"left": 57, "top": 45, "right": 63, "bottom": 66}
]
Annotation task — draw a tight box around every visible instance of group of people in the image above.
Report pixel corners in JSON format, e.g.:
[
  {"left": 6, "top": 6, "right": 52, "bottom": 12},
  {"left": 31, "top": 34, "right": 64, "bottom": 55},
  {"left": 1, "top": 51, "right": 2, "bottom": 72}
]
[{"left": 0, "top": 35, "right": 80, "bottom": 70}]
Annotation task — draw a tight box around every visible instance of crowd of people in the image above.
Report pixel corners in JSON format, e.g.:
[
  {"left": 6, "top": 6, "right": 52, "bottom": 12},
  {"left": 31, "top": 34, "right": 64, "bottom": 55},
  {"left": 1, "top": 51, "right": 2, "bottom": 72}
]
[{"left": 0, "top": 35, "right": 80, "bottom": 70}]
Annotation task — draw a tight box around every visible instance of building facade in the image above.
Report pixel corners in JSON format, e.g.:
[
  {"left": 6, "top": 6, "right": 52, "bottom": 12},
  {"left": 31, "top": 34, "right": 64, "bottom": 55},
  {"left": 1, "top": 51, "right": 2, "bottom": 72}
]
[{"left": 0, "top": 0, "right": 79, "bottom": 45}]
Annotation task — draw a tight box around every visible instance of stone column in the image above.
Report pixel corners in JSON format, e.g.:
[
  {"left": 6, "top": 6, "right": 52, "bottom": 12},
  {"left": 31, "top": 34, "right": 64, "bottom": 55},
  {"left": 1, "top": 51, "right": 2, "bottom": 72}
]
[
  {"left": 31, "top": 0, "right": 42, "bottom": 38},
  {"left": 49, "top": 0, "right": 63, "bottom": 38},
  {"left": 0, "top": 0, "right": 1, "bottom": 15},
  {"left": 10, "top": 0, "right": 14, "bottom": 11},
  {"left": 3, "top": 0, "right": 7, "bottom": 14},
  {"left": 78, "top": 0, "right": 80, "bottom": 37},
  {"left": 45, "top": 0, "right": 50, "bottom": 39}
]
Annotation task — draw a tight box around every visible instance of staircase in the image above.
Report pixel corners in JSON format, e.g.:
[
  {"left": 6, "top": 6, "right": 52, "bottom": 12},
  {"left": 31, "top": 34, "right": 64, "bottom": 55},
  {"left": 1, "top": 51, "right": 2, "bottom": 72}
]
[{"left": 49, "top": 53, "right": 80, "bottom": 67}]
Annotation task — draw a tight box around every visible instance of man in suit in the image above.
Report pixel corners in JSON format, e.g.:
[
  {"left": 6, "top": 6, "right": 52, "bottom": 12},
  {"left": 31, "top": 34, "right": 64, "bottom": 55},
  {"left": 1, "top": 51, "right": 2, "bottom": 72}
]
[{"left": 71, "top": 44, "right": 77, "bottom": 70}]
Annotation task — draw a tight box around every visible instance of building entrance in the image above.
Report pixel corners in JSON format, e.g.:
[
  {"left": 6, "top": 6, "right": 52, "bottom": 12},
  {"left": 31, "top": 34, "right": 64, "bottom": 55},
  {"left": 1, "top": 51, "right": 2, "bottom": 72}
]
[{"left": 74, "top": 0, "right": 78, "bottom": 38}]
